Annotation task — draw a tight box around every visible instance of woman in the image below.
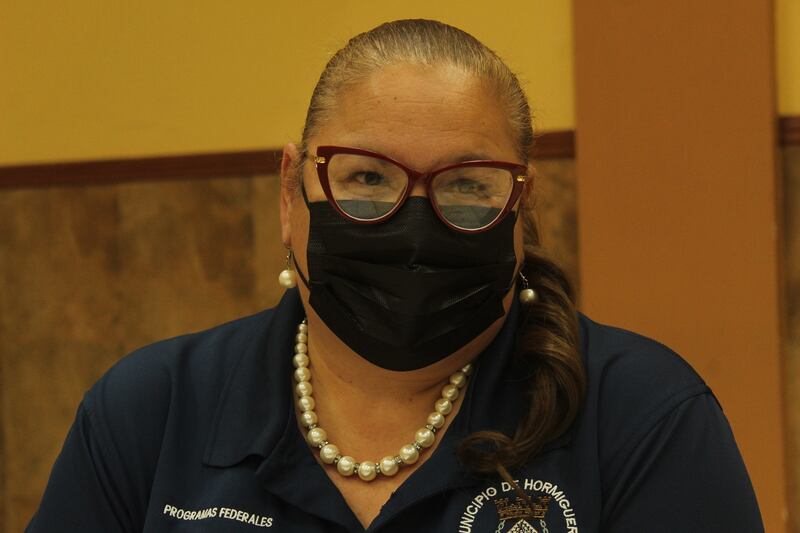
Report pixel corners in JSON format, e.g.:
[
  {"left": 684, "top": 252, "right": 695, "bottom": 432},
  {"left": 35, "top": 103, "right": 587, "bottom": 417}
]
[{"left": 28, "top": 20, "right": 763, "bottom": 532}]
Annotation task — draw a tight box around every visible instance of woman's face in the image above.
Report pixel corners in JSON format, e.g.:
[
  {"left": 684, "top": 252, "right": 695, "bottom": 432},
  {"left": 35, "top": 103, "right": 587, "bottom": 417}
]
[{"left": 282, "top": 62, "right": 528, "bottom": 301}]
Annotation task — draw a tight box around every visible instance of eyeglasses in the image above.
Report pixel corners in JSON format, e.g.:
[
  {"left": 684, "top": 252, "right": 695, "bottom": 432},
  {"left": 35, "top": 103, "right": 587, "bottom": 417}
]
[{"left": 309, "top": 146, "right": 528, "bottom": 233}]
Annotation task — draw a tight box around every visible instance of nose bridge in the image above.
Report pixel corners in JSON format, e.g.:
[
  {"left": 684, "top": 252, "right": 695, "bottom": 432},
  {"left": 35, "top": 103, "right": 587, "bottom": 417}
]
[{"left": 408, "top": 170, "right": 433, "bottom": 197}]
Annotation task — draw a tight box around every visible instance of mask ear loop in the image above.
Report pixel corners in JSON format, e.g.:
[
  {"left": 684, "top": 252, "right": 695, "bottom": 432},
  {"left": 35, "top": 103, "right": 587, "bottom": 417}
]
[
  {"left": 292, "top": 169, "right": 312, "bottom": 289},
  {"left": 505, "top": 198, "right": 523, "bottom": 294},
  {"left": 301, "top": 180, "right": 312, "bottom": 208},
  {"left": 292, "top": 249, "right": 311, "bottom": 290}
]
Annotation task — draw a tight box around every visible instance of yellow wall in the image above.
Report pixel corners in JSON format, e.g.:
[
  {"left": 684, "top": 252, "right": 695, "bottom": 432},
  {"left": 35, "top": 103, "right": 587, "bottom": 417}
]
[
  {"left": 0, "top": 0, "right": 574, "bottom": 166},
  {"left": 3, "top": 1, "right": 800, "bottom": 167},
  {"left": 777, "top": 0, "right": 800, "bottom": 115}
]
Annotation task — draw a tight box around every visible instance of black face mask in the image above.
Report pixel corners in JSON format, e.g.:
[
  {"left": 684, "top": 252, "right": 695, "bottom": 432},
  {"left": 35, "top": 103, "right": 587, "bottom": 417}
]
[{"left": 294, "top": 195, "right": 518, "bottom": 371}]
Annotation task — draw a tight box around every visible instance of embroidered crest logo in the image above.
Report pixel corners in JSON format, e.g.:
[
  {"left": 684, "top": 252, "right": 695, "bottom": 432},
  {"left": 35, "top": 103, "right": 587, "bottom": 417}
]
[
  {"left": 495, "top": 495, "right": 551, "bottom": 533},
  {"left": 457, "top": 478, "right": 579, "bottom": 533}
]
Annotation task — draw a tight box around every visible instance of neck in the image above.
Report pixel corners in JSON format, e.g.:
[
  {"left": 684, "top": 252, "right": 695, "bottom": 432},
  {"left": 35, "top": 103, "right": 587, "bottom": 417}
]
[{"left": 296, "top": 291, "right": 512, "bottom": 459}]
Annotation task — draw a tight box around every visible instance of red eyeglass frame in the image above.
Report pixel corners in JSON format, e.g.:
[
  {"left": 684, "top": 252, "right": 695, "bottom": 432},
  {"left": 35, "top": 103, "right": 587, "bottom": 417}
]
[{"left": 310, "top": 145, "right": 529, "bottom": 234}]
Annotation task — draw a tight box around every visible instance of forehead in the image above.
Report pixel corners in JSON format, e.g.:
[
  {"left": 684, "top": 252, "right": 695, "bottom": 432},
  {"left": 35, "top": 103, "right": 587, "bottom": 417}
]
[{"left": 313, "top": 64, "right": 519, "bottom": 168}]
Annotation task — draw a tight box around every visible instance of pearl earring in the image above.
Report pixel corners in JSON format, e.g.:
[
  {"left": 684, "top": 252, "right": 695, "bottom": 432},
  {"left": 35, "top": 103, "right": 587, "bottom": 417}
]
[
  {"left": 518, "top": 271, "right": 537, "bottom": 304},
  {"left": 278, "top": 250, "right": 297, "bottom": 289}
]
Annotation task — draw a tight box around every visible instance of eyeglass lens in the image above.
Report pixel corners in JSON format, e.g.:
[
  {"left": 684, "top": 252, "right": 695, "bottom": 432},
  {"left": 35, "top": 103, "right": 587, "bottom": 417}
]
[{"left": 326, "top": 153, "right": 514, "bottom": 230}]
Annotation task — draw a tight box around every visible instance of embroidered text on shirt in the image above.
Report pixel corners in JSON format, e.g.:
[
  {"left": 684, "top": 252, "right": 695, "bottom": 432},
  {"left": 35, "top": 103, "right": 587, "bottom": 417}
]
[{"left": 163, "top": 504, "right": 274, "bottom": 528}]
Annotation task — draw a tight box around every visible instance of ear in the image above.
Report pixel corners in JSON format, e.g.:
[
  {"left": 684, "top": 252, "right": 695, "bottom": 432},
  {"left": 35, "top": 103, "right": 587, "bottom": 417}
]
[{"left": 280, "top": 143, "right": 302, "bottom": 247}]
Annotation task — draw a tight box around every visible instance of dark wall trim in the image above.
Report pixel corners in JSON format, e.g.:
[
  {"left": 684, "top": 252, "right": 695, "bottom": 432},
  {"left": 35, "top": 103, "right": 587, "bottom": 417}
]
[
  {"left": 532, "top": 130, "right": 575, "bottom": 159},
  {"left": 780, "top": 116, "right": 800, "bottom": 146},
  {"left": 0, "top": 150, "right": 283, "bottom": 189},
  {"left": 2, "top": 121, "right": 798, "bottom": 189}
]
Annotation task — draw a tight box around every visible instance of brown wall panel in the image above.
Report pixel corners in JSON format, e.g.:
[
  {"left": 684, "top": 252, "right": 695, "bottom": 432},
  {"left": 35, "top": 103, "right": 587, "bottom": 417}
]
[
  {"left": 574, "top": 1, "right": 787, "bottom": 531},
  {"left": 532, "top": 159, "right": 580, "bottom": 296},
  {"left": 0, "top": 332, "right": 5, "bottom": 533},
  {"left": 784, "top": 146, "right": 800, "bottom": 532},
  {"left": 0, "top": 175, "right": 287, "bottom": 532}
]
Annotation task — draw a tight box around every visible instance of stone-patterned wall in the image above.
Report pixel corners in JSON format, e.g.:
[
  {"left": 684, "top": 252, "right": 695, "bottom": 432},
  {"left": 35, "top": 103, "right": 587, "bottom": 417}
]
[
  {"left": 532, "top": 159, "right": 580, "bottom": 297},
  {"left": 0, "top": 160, "right": 579, "bottom": 532},
  {"left": 784, "top": 146, "right": 800, "bottom": 533},
  {"left": 0, "top": 175, "right": 286, "bottom": 532}
]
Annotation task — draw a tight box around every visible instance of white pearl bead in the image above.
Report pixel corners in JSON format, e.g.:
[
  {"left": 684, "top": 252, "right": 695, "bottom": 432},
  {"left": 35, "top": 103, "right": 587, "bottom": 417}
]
[
  {"left": 441, "top": 384, "right": 459, "bottom": 401},
  {"left": 300, "top": 410, "right": 318, "bottom": 428},
  {"left": 415, "top": 428, "right": 435, "bottom": 448},
  {"left": 435, "top": 398, "right": 452, "bottom": 415},
  {"left": 295, "top": 333, "right": 308, "bottom": 344},
  {"left": 293, "top": 353, "right": 309, "bottom": 368},
  {"left": 278, "top": 269, "right": 297, "bottom": 288},
  {"left": 295, "top": 343, "right": 308, "bottom": 354},
  {"left": 449, "top": 371, "right": 467, "bottom": 388},
  {"left": 297, "top": 396, "right": 315, "bottom": 412},
  {"left": 427, "top": 411, "right": 445, "bottom": 429},
  {"left": 294, "top": 367, "right": 311, "bottom": 383},
  {"left": 337, "top": 456, "right": 355, "bottom": 476},
  {"left": 399, "top": 444, "right": 419, "bottom": 464},
  {"left": 357, "top": 462, "right": 377, "bottom": 481},
  {"left": 380, "top": 456, "right": 399, "bottom": 476},
  {"left": 319, "top": 443, "right": 339, "bottom": 464},
  {"left": 298, "top": 323, "right": 308, "bottom": 334},
  {"left": 519, "top": 287, "right": 537, "bottom": 304},
  {"left": 307, "top": 427, "right": 327, "bottom": 446},
  {"left": 296, "top": 381, "right": 313, "bottom": 397}
]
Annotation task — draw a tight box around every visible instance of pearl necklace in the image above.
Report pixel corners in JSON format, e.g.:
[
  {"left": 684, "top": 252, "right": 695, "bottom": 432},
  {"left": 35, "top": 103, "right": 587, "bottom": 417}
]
[{"left": 292, "top": 319, "right": 472, "bottom": 482}]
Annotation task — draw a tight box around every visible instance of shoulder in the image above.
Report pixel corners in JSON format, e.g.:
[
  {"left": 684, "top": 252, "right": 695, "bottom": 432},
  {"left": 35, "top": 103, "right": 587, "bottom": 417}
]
[
  {"left": 578, "top": 312, "right": 707, "bottom": 400},
  {"left": 576, "top": 312, "right": 711, "bottom": 462},
  {"left": 80, "top": 306, "right": 277, "bottom": 464},
  {"left": 574, "top": 314, "right": 763, "bottom": 527}
]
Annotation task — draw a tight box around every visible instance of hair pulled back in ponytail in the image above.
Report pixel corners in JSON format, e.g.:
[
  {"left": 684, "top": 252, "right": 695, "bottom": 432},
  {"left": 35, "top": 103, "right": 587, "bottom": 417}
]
[{"left": 297, "top": 19, "right": 586, "bottom": 483}]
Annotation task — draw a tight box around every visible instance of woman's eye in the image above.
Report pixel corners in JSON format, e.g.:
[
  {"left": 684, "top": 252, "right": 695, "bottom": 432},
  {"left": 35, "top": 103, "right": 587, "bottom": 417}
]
[
  {"left": 458, "top": 180, "right": 481, "bottom": 193},
  {"left": 448, "top": 178, "right": 489, "bottom": 196},
  {"left": 356, "top": 171, "right": 385, "bottom": 186}
]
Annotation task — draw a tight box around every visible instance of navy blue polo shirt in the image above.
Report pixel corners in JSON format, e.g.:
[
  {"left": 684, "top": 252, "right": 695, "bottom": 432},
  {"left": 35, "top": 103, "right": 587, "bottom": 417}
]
[{"left": 28, "top": 289, "right": 763, "bottom": 532}]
